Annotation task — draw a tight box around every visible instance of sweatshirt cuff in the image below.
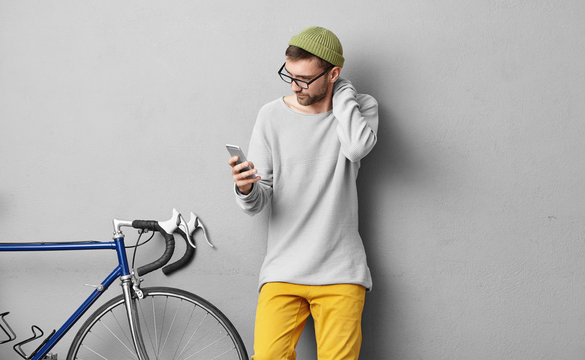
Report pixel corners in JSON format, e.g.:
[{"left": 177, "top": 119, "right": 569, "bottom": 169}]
[{"left": 234, "top": 182, "right": 256, "bottom": 199}]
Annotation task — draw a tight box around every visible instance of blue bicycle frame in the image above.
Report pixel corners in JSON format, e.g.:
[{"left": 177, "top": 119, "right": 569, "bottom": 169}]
[{"left": 0, "top": 236, "right": 137, "bottom": 360}]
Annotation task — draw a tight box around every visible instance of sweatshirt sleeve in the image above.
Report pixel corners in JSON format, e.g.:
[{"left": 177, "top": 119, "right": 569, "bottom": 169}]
[
  {"left": 332, "top": 78, "right": 379, "bottom": 162},
  {"left": 234, "top": 112, "right": 273, "bottom": 216}
]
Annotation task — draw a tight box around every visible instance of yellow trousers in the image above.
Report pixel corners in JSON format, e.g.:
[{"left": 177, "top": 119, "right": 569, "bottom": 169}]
[{"left": 252, "top": 282, "right": 366, "bottom": 360}]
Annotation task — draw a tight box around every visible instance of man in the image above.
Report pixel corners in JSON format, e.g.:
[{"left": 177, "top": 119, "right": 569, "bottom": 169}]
[{"left": 228, "top": 26, "right": 379, "bottom": 360}]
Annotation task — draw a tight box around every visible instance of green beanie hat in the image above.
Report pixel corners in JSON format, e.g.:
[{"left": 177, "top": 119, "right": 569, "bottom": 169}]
[{"left": 288, "top": 26, "right": 344, "bottom": 68}]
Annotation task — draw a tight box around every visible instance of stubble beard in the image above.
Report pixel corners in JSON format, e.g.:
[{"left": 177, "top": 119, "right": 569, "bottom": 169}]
[{"left": 295, "top": 85, "right": 328, "bottom": 107}]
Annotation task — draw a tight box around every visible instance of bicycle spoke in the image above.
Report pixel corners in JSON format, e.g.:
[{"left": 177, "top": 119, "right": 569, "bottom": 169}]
[
  {"left": 137, "top": 297, "right": 158, "bottom": 359},
  {"left": 82, "top": 344, "right": 109, "bottom": 360},
  {"left": 171, "top": 304, "right": 197, "bottom": 360},
  {"left": 176, "top": 312, "right": 208, "bottom": 359},
  {"left": 76, "top": 312, "right": 138, "bottom": 360},
  {"left": 158, "top": 296, "right": 169, "bottom": 357},
  {"left": 81, "top": 342, "right": 136, "bottom": 360},
  {"left": 111, "top": 309, "right": 134, "bottom": 346},
  {"left": 159, "top": 298, "right": 182, "bottom": 358},
  {"left": 211, "top": 347, "right": 239, "bottom": 360},
  {"left": 98, "top": 320, "right": 137, "bottom": 357},
  {"left": 151, "top": 297, "right": 158, "bottom": 355},
  {"left": 182, "top": 332, "right": 229, "bottom": 360}
]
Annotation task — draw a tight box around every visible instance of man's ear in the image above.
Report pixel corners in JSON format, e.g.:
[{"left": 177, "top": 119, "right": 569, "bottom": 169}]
[{"left": 330, "top": 66, "right": 341, "bottom": 83}]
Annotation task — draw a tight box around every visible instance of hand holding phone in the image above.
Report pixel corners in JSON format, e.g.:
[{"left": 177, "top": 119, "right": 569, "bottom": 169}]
[
  {"left": 226, "top": 144, "right": 257, "bottom": 178},
  {"left": 226, "top": 144, "right": 260, "bottom": 196}
]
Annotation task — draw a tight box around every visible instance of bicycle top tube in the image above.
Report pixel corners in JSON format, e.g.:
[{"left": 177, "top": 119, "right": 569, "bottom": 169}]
[
  {"left": 0, "top": 209, "right": 195, "bottom": 277},
  {"left": 0, "top": 241, "right": 117, "bottom": 251}
]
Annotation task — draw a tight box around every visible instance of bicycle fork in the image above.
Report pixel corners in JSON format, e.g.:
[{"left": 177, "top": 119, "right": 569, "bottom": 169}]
[{"left": 121, "top": 275, "right": 150, "bottom": 360}]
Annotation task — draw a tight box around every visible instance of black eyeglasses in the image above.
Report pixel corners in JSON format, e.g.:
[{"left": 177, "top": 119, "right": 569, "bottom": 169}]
[{"left": 278, "top": 63, "right": 334, "bottom": 89}]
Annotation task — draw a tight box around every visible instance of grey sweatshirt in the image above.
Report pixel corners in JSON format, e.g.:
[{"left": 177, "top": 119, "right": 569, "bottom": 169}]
[{"left": 235, "top": 79, "right": 379, "bottom": 291}]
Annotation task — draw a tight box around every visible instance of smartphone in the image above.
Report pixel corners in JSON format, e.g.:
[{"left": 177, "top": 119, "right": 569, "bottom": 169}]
[{"left": 226, "top": 144, "right": 257, "bottom": 178}]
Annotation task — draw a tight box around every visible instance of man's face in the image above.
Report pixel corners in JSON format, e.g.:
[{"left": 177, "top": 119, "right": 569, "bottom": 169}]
[{"left": 284, "top": 57, "right": 331, "bottom": 107}]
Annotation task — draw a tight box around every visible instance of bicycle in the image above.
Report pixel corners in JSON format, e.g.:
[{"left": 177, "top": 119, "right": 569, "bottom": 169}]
[{"left": 0, "top": 209, "right": 249, "bottom": 360}]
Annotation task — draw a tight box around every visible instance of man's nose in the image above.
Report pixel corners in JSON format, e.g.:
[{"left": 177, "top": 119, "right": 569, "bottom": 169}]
[{"left": 291, "top": 80, "right": 302, "bottom": 92}]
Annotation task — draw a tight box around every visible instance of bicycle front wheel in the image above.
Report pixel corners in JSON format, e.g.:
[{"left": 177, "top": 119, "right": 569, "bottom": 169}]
[{"left": 67, "top": 287, "right": 248, "bottom": 360}]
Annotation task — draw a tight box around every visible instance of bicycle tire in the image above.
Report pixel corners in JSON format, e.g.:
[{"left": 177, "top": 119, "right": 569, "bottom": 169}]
[{"left": 66, "top": 287, "right": 248, "bottom": 360}]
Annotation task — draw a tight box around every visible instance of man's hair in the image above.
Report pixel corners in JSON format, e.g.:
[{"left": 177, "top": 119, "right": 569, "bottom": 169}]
[{"left": 285, "top": 45, "right": 333, "bottom": 70}]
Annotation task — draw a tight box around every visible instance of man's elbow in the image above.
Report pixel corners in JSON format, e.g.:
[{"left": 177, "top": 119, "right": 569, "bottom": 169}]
[{"left": 343, "top": 136, "right": 377, "bottom": 162}]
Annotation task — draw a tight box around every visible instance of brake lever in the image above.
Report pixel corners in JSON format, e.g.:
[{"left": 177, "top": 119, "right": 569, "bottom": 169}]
[
  {"left": 177, "top": 212, "right": 190, "bottom": 243},
  {"left": 158, "top": 208, "right": 181, "bottom": 235},
  {"left": 183, "top": 213, "right": 197, "bottom": 248},
  {"left": 188, "top": 212, "right": 214, "bottom": 248}
]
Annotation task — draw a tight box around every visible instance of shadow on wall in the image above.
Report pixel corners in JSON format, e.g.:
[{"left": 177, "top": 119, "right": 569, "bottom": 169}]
[{"left": 353, "top": 57, "right": 421, "bottom": 358}]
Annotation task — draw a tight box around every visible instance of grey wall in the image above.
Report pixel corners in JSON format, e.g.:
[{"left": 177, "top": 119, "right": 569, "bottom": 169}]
[{"left": 2, "top": 1, "right": 585, "bottom": 359}]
